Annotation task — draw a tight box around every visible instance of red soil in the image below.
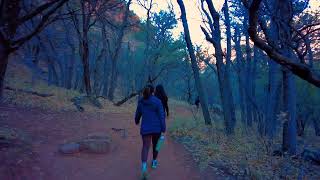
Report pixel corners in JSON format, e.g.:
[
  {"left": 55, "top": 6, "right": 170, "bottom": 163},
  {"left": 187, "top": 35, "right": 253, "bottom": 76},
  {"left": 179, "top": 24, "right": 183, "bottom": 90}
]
[{"left": 0, "top": 105, "right": 219, "bottom": 180}]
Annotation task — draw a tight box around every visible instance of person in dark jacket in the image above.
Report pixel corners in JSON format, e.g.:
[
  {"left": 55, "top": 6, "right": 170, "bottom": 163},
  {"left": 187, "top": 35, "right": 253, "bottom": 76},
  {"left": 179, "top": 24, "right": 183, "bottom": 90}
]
[
  {"left": 154, "top": 84, "right": 169, "bottom": 117},
  {"left": 135, "top": 85, "right": 166, "bottom": 178}
]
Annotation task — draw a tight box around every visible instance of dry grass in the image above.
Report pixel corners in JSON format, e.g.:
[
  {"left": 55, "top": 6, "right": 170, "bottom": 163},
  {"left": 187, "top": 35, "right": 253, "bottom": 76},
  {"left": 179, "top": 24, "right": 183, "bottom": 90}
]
[
  {"left": 3, "top": 60, "right": 135, "bottom": 113},
  {"left": 169, "top": 106, "right": 320, "bottom": 179}
]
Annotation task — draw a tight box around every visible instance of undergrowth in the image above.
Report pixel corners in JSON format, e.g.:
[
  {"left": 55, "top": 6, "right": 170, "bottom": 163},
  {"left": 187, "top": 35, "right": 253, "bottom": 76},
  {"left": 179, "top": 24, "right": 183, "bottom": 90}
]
[
  {"left": 2, "top": 60, "right": 135, "bottom": 113},
  {"left": 169, "top": 106, "right": 320, "bottom": 179}
]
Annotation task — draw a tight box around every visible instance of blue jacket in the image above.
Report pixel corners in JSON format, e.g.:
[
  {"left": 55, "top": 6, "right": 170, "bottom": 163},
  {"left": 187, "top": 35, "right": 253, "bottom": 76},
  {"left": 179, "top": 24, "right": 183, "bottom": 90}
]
[{"left": 135, "top": 96, "right": 166, "bottom": 135}]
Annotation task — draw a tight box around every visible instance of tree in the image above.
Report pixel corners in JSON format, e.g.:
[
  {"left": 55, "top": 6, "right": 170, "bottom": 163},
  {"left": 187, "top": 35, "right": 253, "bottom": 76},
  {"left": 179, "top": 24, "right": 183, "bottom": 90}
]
[
  {"left": 107, "top": 0, "right": 133, "bottom": 101},
  {"left": 0, "top": 0, "right": 69, "bottom": 100},
  {"left": 114, "top": 7, "right": 181, "bottom": 105},
  {"left": 137, "top": 0, "right": 154, "bottom": 81},
  {"left": 177, "top": 0, "right": 212, "bottom": 125},
  {"left": 200, "top": 0, "right": 236, "bottom": 133},
  {"left": 233, "top": 25, "right": 248, "bottom": 125},
  {"left": 61, "top": 18, "right": 77, "bottom": 89},
  {"left": 242, "top": 0, "right": 320, "bottom": 88},
  {"left": 93, "top": 23, "right": 109, "bottom": 96},
  {"left": 241, "top": 0, "right": 316, "bottom": 154},
  {"left": 229, "top": 0, "right": 260, "bottom": 127},
  {"left": 68, "top": 0, "right": 99, "bottom": 96}
]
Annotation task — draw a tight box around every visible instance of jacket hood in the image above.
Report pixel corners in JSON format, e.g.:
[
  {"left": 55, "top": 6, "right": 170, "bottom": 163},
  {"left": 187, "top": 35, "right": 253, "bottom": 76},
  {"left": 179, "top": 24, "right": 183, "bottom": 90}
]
[{"left": 140, "top": 96, "right": 156, "bottom": 105}]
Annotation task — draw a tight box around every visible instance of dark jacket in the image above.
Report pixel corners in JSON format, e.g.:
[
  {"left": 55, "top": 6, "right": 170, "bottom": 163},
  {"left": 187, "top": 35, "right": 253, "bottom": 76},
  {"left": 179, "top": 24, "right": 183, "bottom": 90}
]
[
  {"left": 155, "top": 95, "right": 169, "bottom": 117},
  {"left": 135, "top": 96, "right": 166, "bottom": 135}
]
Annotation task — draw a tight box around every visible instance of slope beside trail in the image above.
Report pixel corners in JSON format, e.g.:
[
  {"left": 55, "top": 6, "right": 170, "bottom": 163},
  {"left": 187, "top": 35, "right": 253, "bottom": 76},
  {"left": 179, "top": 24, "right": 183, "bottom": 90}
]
[{"left": 0, "top": 105, "right": 221, "bottom": 180}]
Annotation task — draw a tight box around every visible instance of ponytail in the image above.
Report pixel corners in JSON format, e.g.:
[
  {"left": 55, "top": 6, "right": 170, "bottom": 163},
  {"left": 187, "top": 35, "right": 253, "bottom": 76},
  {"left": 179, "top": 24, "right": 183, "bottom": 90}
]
[{"left": 143, "top": 87, "right": 151, "bottom": 99}]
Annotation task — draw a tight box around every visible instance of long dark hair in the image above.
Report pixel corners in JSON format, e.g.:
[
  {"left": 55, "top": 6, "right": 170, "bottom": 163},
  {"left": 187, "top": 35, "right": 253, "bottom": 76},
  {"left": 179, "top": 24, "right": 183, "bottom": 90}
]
[
  {"left": 143, "top": 85, "right": 154, "bottom": 99},
  {"left": 155, "top": 84, "right": 168, "bottom": 102}
]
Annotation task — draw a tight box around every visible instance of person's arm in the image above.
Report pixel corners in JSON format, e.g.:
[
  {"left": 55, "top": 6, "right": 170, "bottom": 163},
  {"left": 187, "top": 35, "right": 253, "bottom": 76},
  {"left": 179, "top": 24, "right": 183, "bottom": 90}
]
[
  {"left": 135, "top": 101, "right": 142, "bottom": 125},
  {"left": 158, "top": 100, "right": 166, "bottom": 133}
]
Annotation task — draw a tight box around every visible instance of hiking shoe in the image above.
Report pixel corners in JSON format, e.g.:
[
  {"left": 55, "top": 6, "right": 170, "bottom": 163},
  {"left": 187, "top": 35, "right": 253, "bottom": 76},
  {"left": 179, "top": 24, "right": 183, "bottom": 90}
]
[
  {"left": 141, "top": 171, "right": 148, "bottom": 180},
  {"left": 141, "top": 163, "right": 148, "bottom": 180},
  {"left": 151, "top": 160, "right": 158, "bottom": 169}
]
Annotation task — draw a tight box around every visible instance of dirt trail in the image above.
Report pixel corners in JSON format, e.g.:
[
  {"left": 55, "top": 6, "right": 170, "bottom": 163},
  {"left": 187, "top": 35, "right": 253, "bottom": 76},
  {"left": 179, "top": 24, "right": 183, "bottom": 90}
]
[{"left": 0, "top": 105, "right": 219, "bottom": 180}]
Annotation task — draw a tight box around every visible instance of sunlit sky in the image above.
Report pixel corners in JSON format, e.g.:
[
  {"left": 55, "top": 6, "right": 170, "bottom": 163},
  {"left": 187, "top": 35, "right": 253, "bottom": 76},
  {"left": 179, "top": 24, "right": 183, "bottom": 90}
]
[{"left": 132, "top": 0, "right": 320, "bottom": 46}]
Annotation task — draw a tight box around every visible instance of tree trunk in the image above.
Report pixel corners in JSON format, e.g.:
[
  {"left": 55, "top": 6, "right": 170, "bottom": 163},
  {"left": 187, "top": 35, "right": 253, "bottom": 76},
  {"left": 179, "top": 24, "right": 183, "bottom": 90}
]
[
  {"left": 79, "top": 74, "right": 85, "bottom": 94},
  {"left": 63, "top": 19, "right": 76, "bottom": 89},
  {"left": 265, "top": 60, "right": 280, "bottom": 138},
  {"left": 283, "top": 68, "right": 297, "bottom": 155},
  {"left": 94, "top": 26, "right": 107, "bottom": 96},
  {"left": 279, "top": 0, "right": 297, "bottom": 155},
  {"left": 73, "top": 66, "right": 81, "bottom": 90},
  {"left": 56, "top": 56, "right": 64, "bottom": 87},
  {"left": 244, "top": 27, "right": 253, "bottom": 127},
  {"left": 0, "top": 43, "right": 9, "bottom": 101},
  {"left": 177, "top": 0, "right": 212, "bottom": 125},
  {"left": 282, "top": 121, "right": 289, "bottom": 152},
  {"left": 200, "top": 0, "right": 235, "bottom": 132},
  {"left": 93, "top": 53, "right": 104, "bottom": 96},
  {"left": 79, "top": 0, "right": 92, "bottom": 96},
  {"left": 234, "top": 27, "right": 247, "bottom": 125},
  {"left": 216, "top": 46, "right": 236, "bottom": 134},
  {"left": 238, "top": 75, "right": 246, "bottom": 124},
  {"left": 252, "top": 46, "right": 258, "bottom": 122},
  {"left": 100, "top": 37, "right": 111, "bottom": 97},
  {"left": 30, "top": 45, "right": 40, "bottom": 87},
  {"left": 102, "top": 59, "right": 110, "bottom": 97},
  {"left": 262, "top": 3, "right": 281, "bottom": 138},
  {"left": 108, "top": 59, "right": 118, "bottom": 100},
  {"left": 107, "top": 0, "right": 132, "bottom": 101},
  {"left": 65, "top": 47, "right": 75, "bottom": 89},
  {"left": 297, "top": 117, "right": 306, "bottom": 136},
  {"left": 81, "top": 31, "right": 91, "bottom": 95},
  {"left": 222, "top": 0, "right": 236, "bottom": 133},
  {"left": 313, "top": 119, "right": 320, "bottom": 136},
  {"left": 47, "top": 58, "right": 59, "bottom": 86},
  {"left": 144, "top": 5, "right": 152, "bottom": 82}
]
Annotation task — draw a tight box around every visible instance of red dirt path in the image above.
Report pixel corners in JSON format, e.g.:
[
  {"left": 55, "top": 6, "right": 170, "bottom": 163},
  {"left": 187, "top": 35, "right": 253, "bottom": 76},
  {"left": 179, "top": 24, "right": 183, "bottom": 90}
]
[{"left": 0, "top": 105, "right": 219, "bottom": 180}]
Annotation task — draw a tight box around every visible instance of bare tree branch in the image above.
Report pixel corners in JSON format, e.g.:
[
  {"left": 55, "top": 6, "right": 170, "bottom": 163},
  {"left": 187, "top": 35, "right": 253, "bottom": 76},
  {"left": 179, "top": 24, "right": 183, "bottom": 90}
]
[
  {"left": 17, "top": 0, "right": 62, "bottom": 25},
  {"left": 297, "top": 22, "right": 320, "bottom": 33},
  {"left": 11, "top": 0, "right": 68, "bottom": 48},
  {"left": 200, "top": 26, "right": 216, "bottom": 45},
  {"left": 243, "top": 0, "right": 320, "bottom": 87}
]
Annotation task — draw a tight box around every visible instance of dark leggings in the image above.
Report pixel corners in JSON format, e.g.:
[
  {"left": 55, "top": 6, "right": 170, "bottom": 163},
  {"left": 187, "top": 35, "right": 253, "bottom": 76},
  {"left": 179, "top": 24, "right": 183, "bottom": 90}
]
[{"left": 141, "top": 133, "right": 161, "bottom": 162}]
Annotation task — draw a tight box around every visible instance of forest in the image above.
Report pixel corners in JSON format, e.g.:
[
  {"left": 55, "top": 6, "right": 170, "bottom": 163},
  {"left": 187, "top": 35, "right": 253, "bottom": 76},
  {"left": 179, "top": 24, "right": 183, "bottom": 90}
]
[{"left": 0, "top": 0, "right": 319, "bottom": 179}]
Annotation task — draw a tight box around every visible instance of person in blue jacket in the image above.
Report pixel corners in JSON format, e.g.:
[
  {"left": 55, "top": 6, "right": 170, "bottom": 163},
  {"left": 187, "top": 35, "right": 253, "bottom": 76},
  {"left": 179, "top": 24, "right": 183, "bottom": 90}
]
[{"left": 135, "top": 85, "right": 166, "bottom": 178}]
